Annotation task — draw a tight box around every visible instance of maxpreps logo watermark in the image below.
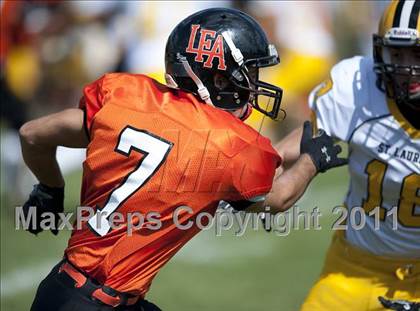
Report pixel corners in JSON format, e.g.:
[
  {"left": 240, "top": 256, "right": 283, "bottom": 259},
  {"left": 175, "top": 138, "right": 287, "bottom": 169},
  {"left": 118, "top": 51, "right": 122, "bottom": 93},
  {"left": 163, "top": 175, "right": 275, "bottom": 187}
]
[{"left": 15, "top": 204, "right": 399, "bottom": 236}]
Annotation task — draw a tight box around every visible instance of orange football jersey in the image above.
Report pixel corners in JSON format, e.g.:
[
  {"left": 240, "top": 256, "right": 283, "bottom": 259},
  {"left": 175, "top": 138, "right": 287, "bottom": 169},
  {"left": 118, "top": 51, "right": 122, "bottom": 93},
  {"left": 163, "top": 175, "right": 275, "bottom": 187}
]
[{"left": 65, "top": 73, "right": 281, "bottom": 296}]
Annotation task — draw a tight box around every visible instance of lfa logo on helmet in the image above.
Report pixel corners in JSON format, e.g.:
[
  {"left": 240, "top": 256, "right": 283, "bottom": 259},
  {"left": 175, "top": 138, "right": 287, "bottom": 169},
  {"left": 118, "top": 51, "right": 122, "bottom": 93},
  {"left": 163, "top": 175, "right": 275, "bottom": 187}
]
[{"left": 186, "top": 24, "right": 227, "bottom": 70}]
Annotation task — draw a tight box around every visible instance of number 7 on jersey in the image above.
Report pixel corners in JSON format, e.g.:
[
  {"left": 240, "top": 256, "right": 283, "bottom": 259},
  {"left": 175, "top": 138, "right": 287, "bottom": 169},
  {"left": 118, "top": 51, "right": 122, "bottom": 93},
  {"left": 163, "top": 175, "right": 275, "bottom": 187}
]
[{"left": 88, "top": 126, "right": 173, "bottom": 236}]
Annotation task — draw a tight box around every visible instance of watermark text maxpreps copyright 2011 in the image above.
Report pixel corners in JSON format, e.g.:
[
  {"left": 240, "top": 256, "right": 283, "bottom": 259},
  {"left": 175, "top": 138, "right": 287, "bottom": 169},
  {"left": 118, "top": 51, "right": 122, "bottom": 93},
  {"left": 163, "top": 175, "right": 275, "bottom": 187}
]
[{"left": 15, "top": 204, "right": 398, "bottom": 237}]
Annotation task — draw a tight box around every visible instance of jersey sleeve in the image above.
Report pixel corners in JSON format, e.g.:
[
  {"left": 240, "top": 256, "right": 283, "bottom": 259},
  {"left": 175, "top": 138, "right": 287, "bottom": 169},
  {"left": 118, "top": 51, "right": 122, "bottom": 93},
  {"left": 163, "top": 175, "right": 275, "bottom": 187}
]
[
  {"left": 308, "top": 57, "right": 364, "bottom": 142},
  {"left": 231, "top": 140, "right": 281, "bottom": 202},
  {"left": 79, "top": 75, "right": 107, "bottom": 136}
]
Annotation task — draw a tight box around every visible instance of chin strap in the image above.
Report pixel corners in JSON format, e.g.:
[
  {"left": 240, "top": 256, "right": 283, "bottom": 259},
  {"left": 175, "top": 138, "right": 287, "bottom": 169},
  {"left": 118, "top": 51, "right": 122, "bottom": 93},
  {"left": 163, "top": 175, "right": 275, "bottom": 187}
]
[
  {"left": 177, "top": 54, "right": 214, "bottom": 106},
  {"left": 222, "top": 31, "right": 244, "bottom": 67}
]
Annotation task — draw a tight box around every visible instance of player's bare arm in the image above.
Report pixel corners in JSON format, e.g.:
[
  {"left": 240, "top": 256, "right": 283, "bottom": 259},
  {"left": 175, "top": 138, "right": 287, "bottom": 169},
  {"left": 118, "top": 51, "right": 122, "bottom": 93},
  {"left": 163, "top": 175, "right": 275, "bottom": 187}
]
[
  {"left": 275, "top": 125, "right": 302, "bottom": 169},
  {"left": 249, "top": 121, "right": 347, "bottom": 213},
  {"left": 19, "top": 108, "right": 88, "bottom": 235},
  {"left": 246, "top": 153, "right": 316, "bottom": 213},
  {"left": 20, "top": 108, "right": 88, "bottom": 187}
]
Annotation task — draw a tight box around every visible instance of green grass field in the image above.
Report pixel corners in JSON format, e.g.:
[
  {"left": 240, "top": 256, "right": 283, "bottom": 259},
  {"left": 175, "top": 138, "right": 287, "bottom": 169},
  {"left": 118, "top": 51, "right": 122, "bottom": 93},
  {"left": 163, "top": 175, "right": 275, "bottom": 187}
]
[{"left": 1, "top": 166, "right": 349, "bottom": 311}]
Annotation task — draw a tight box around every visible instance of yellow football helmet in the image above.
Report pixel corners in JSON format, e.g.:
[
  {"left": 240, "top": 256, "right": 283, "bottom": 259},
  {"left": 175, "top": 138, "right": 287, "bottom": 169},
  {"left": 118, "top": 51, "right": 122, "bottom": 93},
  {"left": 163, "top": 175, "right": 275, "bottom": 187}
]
[{"left": 373, "top": 0, "right": 420, "bottom": 105}]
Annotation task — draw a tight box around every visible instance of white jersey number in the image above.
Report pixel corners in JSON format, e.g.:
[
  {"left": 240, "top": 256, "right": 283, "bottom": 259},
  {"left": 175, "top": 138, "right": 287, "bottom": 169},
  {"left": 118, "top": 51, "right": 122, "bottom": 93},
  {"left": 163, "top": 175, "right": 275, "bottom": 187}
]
[{"left": 88, "top": 126, "right": 173, "bottom": 236}]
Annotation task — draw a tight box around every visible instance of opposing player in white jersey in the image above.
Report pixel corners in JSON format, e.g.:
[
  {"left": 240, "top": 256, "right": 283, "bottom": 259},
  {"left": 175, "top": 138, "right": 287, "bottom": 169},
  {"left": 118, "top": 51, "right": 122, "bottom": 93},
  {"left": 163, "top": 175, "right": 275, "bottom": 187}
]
[{"left": 277, "top": 1, "right": 419, "bottom": 310}]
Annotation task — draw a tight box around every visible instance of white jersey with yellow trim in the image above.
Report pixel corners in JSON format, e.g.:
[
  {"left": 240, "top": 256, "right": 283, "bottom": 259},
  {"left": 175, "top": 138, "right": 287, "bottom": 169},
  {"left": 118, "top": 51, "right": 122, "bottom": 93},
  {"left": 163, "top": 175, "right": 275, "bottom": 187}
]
[{"left": 309, "top": 56, "right": 420, "bottom": 258}]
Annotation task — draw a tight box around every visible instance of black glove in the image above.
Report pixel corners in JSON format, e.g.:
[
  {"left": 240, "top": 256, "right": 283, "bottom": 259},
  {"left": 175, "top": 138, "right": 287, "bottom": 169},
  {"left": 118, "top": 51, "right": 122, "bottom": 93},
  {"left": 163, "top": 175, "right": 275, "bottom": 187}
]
[
  {"left": 379, "top": 296, "right": 420, "bottom": 311},
  {"left": 22, "top": 183, "right": 64, "bottom": 235},
  {"left": 300, "top": 121, "right": 348, "bottom": 173}
]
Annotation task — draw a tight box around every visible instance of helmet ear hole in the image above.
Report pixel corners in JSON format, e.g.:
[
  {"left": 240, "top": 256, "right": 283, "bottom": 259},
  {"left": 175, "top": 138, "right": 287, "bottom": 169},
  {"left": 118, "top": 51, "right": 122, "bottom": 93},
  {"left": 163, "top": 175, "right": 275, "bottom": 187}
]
[{"left": 213, "top": 74, "right": 230, "bottom": 90}]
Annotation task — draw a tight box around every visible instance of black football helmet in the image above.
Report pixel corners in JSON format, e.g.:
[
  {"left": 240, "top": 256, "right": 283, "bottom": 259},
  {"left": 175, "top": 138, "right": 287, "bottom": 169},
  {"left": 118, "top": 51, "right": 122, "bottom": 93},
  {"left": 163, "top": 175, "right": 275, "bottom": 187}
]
[
  {"left": 165, "top": 8, "right": 283, "bottom": 120},
  {"left": 373, "top": 0, "right": 420, "bottom": 106}
]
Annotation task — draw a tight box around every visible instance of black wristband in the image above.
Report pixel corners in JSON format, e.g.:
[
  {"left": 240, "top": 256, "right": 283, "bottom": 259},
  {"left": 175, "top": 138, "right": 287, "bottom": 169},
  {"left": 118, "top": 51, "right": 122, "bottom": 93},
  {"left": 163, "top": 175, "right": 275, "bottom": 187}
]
[{"left": 37, "top": 183, "right": 65, "bottom": 197}]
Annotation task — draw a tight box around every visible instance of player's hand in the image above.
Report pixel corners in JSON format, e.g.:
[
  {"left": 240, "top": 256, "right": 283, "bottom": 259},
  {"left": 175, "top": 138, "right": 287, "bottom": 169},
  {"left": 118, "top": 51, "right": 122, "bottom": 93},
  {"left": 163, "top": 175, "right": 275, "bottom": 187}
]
[
  {"left": 22, "top": 183, "right": 64, "bottom": 235},
  {"left": 300, "top": 121, "right": 348, "bottom": 173},
  {"left": 379, "top": 296, "right": 420, "bottom": 311}
]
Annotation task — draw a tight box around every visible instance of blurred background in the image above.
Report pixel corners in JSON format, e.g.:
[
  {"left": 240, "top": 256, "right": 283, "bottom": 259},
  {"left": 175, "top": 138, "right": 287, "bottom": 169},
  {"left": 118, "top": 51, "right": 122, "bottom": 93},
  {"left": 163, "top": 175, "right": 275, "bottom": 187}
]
[{"left": 1, "top": 1, "right": 387, "bottom": 310}]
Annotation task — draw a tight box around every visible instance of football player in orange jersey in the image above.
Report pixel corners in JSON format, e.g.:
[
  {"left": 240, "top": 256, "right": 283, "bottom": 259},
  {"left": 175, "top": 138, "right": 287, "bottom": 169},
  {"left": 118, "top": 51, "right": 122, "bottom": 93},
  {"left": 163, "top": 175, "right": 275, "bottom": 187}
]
[{"left": 19, "top": 8, "right": 346, "bottom": 311}]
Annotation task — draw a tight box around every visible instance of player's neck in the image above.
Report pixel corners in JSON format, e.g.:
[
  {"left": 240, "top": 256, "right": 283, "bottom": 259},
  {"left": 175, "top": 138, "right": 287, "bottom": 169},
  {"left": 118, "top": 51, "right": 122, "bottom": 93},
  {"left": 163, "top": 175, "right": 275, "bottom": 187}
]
[{"left": 396, "top": 101, "right": 420, "bottom": 129}]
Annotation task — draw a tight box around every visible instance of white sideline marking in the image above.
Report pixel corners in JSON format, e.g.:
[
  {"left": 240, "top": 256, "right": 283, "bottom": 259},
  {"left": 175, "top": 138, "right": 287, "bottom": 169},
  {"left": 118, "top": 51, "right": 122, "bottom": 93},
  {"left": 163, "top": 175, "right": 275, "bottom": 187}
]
[
  {"left": 174, "top": 232, "right": 275, "bottom": 264},
  {"left": 1, "top": 260, "right": 57, "bottom": 298}
]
